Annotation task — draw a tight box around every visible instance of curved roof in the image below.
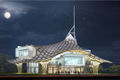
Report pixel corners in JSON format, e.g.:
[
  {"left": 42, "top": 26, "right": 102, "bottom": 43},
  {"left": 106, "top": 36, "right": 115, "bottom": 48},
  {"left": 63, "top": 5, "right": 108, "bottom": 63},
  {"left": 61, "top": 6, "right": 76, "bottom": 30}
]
[
  {"left": 10, "top": 34, "right": 81, "bottom": 63},
  {"left": 9, "top": 34, "right": 112, "bottom": 64},
  {"left": 31, "top": 34, "right": 80, "bottom": 62}
]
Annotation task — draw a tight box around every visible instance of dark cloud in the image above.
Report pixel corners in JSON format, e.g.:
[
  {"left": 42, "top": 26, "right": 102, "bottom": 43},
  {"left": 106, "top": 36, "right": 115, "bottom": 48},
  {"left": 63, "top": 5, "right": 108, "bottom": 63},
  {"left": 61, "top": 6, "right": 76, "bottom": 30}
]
[{"left": 16, "top": 31, "right": 65, "bottom": 45}]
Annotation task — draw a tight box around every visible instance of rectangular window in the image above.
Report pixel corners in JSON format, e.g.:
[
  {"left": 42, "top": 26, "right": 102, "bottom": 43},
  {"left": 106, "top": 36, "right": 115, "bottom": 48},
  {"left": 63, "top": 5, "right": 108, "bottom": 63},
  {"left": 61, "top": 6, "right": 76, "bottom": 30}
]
[
  {"left": 28, "top": 62, "right": 39, "bottom": 73},
  {"left": 15, "top": 47, "right": 29, "bottom": 57},
  {"left": 36, "top": 68, "right": 39, "bottom": 73},
  {"left": 64, "top": 55, "right": 85, "bottom": 66}
]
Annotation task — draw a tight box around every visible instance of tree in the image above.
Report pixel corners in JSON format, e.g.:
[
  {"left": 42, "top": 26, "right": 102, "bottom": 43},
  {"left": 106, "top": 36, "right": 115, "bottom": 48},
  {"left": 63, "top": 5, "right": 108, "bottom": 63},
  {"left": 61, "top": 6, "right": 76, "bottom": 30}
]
[
  {"left": 0, "top": 53, "right": 17, "bottom": 73},
  {"left": 108, "top": 65, "right": 120, "bottom": 73},
  {"left": 99, "top": 65, "right": 104, "bottom": 72},
  {"left": 99, "top": 64, "right": 120, "bottom": 73}
]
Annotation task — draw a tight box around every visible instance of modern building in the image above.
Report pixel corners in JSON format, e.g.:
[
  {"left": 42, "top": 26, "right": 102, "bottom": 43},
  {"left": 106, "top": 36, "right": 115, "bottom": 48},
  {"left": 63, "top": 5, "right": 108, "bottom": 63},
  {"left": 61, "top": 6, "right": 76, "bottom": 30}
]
[{"left": 9, "top": 6, "right": 112, "bottom": 74}]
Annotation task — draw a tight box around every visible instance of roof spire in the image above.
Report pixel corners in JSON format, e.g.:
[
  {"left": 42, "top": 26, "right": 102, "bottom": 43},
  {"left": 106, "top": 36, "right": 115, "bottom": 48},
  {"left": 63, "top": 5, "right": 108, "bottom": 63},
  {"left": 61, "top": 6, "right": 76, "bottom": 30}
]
[
  {"left": 73, "top": 5, "right": 75, "bottom": 27},
  {"left": 66, "top": 5, "right": 76, "bottom": 40}
]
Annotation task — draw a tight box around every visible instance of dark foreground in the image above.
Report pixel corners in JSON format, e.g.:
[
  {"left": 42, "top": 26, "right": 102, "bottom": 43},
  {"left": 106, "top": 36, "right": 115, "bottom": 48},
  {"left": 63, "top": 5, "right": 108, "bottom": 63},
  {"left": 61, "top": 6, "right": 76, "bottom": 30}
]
[{"left": 0, "top": 73, "right": 120, "bottom": 80}]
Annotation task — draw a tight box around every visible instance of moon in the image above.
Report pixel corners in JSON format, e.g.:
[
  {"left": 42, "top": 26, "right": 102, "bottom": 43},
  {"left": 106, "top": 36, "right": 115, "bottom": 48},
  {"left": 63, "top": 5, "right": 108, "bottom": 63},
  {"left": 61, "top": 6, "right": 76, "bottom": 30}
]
[{"left": 4, "top": 12, "right": 11, "bottom": 19}]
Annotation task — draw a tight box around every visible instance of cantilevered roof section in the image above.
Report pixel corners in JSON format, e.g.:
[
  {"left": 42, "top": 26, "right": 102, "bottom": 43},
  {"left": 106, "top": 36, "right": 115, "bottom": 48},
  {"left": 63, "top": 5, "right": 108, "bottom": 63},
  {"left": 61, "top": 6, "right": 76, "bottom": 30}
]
[{"left": 9, "top": 35, "right": 81, "bottom": 63}]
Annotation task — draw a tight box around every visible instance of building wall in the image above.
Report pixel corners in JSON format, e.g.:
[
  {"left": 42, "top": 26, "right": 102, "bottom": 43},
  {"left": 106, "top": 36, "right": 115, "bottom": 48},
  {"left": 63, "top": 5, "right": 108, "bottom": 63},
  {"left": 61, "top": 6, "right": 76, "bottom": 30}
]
[
  {"left": 47, "top": 60, "right": 94, "bottom": 74},
  {"left": 46, "top": 51, "right": 100, "bottom": 74},
  {"left": 17, "top": 50, "right": 101, "bottom": 74}
]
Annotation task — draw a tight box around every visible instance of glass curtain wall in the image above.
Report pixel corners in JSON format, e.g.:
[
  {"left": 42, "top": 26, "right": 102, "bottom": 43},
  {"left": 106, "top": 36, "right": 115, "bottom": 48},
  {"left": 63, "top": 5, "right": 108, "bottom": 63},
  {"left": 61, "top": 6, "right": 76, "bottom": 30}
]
[{"left": 28, "top": 62, "right": 39, "bottom": 73}]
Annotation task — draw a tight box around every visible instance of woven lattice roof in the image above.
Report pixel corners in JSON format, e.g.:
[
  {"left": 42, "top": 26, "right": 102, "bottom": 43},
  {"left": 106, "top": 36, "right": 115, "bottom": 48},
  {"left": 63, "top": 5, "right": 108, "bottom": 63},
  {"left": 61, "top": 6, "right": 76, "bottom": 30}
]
[{"left": 9, "top": 33, "right": 112, "bottom": 64}]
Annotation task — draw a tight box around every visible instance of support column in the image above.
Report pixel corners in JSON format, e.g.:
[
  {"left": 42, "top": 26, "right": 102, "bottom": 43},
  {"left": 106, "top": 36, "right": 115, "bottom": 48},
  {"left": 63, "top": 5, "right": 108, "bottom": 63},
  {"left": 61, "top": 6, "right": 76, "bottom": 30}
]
[
  {"left": 16, "top": 63, "right": 23, "bottom": 73},
  {"left": 40, "top": 62, "right": 49, "bottom": 74},
  {"left": 92, "top": 61, "right": 100, "bottom": 73}
]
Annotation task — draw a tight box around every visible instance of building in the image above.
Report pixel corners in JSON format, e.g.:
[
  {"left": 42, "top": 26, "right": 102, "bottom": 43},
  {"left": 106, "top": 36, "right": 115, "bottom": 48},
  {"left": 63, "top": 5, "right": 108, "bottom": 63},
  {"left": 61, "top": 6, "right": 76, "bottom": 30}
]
[{"left": 9, "top": 6, "right": 112, "bottom": 74}]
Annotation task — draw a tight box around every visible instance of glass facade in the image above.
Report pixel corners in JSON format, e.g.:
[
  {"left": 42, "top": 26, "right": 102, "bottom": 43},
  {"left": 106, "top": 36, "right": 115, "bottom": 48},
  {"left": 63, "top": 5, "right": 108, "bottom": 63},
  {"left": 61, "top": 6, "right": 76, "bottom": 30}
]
[
  {"left": 16, "top": 46, "right": 29, "bottom": 57},
  {"left": 15, "top": 46, "right": 35, "bottom": 58},
  {"left": 28, "top": 62, "right": 39, "bottom": 73},
  {"left": 64, "top": 55, "right": 84, "bottom": 66},
  {"left": 50, "top": 51, "right": 85, "bottom": 67},
  {"left": 48, "top": 52, "right": 86, "bottom": 74},
  {"left": 18, "top": 49, "right": 28, "bottom": 57}
]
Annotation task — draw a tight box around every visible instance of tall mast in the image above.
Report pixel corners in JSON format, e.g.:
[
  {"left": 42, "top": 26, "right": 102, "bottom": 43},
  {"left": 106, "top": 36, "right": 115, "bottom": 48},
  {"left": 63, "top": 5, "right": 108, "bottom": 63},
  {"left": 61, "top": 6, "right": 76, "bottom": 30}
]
[
  {"left": 73, "top": 5, "right": 75, "bottom": 27},
  {"left": 66, "top": 5, "right": 76, "bottom": 40},
  {"left": 73, "top": 5, "right": 76, "bottom": 39}
]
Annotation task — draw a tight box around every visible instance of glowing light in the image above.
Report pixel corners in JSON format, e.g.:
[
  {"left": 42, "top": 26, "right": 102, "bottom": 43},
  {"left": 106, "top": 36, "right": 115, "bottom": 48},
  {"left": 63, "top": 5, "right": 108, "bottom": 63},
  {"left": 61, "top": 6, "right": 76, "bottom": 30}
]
[{"left": 4, "top": 12, "right": 11, "bottom": 19}]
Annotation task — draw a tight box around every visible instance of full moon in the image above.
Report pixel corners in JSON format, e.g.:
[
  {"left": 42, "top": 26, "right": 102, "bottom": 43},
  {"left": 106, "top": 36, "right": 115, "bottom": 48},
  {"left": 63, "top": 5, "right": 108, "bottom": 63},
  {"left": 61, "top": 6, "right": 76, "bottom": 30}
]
[{"left": 4, "top": 12, "right": 11, "bottom": 19}]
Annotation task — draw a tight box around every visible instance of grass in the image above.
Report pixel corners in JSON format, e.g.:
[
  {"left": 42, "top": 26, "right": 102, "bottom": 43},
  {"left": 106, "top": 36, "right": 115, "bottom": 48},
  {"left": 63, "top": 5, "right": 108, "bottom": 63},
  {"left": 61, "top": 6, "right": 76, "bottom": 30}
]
[
  {"left": 12, "top": 72, "right": 120, "bottom": 75},
  {"left": 99, "top": 72, "right": 120, "bottom": 75},
  {"left": 0, "top": 72, "right": 120, "bottom": 76}
]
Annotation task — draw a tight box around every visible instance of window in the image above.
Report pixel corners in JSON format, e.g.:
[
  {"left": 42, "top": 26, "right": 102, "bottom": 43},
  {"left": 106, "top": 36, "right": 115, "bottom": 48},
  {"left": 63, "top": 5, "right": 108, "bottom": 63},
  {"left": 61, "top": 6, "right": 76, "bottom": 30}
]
[
  {"left": 16, "top": 49, "right": 28, "bottom": 57},
  {"left": 28, "top": 62, "right": 39, "bottom": 73},
  {"left": 50, "top": 51, "right": 85, "bottom": 67},
  {"left": 64, "top": 55, "right": 85, "bottom": 66}
]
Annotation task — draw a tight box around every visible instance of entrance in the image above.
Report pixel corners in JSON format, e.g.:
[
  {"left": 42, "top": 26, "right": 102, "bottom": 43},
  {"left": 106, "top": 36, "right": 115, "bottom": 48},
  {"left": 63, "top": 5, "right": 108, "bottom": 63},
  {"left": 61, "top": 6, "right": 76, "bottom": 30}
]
[{"left": 22, "top": 63, "right": 27, "bottom": 73}]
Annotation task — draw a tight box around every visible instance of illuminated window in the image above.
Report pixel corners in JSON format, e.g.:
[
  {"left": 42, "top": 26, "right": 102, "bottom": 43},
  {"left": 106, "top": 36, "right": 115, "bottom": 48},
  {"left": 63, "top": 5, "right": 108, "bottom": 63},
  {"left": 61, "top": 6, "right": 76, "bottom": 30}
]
[
  {"left": 16, "top": 48, "right": 28, "bottom": 57},
  {"left": 64, "top": 55, "right": 85, "bottom": 66},
  {"left": 50, "top": 51, "right": 85, "bottom": 66},
  {"left": 28, "top": 62, "right": 39, "bottom": 73}
]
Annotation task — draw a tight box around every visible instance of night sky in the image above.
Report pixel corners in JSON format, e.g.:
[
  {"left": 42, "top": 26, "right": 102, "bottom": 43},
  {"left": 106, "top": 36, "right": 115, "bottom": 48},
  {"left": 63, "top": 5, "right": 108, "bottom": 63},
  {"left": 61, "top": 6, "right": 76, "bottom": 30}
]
[{"left": 0, "top": 1, "right": 120, "bottom": 64}]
